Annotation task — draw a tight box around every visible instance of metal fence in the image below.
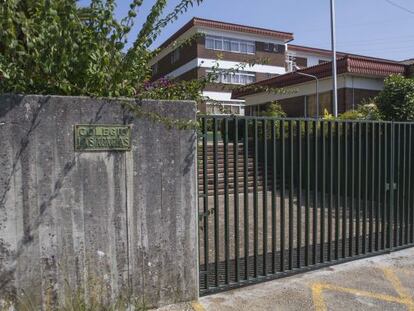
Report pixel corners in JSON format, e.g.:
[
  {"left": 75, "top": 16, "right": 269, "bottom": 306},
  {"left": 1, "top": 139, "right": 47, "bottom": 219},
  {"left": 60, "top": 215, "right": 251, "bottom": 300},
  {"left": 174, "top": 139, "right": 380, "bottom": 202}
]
[{"left": 197, "top": 115, "right": 414, "bottom": 296}]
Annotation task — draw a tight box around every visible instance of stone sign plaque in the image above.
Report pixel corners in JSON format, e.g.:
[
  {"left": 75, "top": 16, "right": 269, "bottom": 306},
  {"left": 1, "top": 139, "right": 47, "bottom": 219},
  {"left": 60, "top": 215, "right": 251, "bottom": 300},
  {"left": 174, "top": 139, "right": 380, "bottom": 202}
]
[{"left": 74, "top": 125, "right": 131, "bottom": 151}]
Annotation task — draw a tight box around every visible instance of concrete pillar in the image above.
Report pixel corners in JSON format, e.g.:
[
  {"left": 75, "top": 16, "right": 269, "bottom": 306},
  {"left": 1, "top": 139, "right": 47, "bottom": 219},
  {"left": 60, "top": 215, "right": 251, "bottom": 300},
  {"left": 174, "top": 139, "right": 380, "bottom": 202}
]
[{"left": 0, "top": 95, "right": 198, "bottom": 309}]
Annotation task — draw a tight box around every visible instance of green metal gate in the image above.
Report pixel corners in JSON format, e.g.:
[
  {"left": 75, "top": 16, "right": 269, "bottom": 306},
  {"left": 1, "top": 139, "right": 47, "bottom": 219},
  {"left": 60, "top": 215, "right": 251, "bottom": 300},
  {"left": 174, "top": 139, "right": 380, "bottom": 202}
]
[{"left": 198, "top": 116, "right": 414, "bottom": 296}]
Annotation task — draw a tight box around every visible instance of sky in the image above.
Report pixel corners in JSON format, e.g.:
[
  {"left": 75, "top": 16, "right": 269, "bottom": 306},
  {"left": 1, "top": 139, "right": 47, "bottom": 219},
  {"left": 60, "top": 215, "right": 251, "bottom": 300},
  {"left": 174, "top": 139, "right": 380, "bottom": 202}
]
[{"left": 78, "top": 0, "right": 414, "bottom": 61}]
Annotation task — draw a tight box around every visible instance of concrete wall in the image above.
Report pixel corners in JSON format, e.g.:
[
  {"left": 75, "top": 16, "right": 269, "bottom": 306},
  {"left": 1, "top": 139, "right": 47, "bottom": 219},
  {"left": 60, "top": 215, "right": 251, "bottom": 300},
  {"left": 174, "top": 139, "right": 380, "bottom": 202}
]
[{"left": 0, "top": 95, "right": 198, "bottom": 309}]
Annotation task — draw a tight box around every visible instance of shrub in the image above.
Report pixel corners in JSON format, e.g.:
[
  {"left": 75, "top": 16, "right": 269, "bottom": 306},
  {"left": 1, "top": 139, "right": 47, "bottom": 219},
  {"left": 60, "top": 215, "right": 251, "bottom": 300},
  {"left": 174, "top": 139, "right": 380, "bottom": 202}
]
[
  {"left": 357, "top": 100, "right": 383, "bottom": 120},
  {"left": 322, "top": 108, "right": 335, "bottom": 121},
  {"left": 338, "top": 110, "right": 362, "bottom": 120},
  {"left": 339, "top": 100, "right": 382, "bottom": 121},
  {"left": 377, "top": 75, "right": 414, "bottom": 121},
  {"left": 259, "top": 101, "right": 286, "bottom": 118}
]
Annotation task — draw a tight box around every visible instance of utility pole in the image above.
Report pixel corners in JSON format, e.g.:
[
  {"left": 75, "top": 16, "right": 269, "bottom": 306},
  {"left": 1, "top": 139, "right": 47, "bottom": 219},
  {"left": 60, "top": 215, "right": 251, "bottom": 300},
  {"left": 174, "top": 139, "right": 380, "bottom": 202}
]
[{"left": 330, "top": 0, "right": 338, "bottom": 117}]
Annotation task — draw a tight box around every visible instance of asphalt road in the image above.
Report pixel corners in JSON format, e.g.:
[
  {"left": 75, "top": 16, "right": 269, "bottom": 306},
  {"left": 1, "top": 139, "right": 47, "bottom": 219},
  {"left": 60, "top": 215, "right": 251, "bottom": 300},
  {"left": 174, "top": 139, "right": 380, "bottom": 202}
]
[
  {"left": 198, "top": 247, "right": 414, "bottom": 311},
  {"left": 153, "top": 247, "right": 414, "bottom": 311}
]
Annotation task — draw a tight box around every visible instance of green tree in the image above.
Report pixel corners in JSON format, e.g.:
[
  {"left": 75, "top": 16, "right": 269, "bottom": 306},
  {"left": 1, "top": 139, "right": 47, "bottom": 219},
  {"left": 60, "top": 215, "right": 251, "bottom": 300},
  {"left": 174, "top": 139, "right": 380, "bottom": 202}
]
[
  {"left": 259, "top": 101, "right": 286, "bottom": 117},
  {"left": 0, "top": 0, "right": 204, "bottom": 99},
  {"left": 377, "top": 74, "right": 414, "bottom": 121},
  {"left": 339, "top": 101, "right": 382, "bottom": 121}
]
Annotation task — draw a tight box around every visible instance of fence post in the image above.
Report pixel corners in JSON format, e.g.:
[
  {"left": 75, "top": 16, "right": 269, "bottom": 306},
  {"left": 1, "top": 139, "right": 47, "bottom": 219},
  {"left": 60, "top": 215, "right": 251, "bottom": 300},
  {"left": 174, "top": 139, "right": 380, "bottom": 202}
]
[{"left": 389, "top": 122, "right": 395, "bottom": 250}]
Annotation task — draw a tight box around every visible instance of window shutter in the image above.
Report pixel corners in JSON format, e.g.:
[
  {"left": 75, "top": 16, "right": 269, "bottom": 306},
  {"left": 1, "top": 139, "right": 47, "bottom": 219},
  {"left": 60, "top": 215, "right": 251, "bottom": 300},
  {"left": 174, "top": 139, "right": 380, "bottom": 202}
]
[{"left": 276, "top": 44, "right": 285, "bottom": 54}]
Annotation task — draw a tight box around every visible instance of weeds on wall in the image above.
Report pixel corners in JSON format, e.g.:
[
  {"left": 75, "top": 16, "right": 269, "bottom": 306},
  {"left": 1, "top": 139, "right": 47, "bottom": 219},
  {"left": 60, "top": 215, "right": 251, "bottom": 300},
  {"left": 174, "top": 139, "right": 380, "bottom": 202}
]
[{"left": 1, "top": 274, "right": 149, "bottom": 311}]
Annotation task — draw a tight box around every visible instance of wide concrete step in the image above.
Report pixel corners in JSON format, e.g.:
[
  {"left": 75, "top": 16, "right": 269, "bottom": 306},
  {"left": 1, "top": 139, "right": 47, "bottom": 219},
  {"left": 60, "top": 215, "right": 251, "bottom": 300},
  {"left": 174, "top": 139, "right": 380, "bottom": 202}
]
[
  {"left": 198, "top": 169, "right": 270, "bottom": 178},
  {"left": 199, "top": 179, "right": 271, "bottom": 190},
  {"left": 199, "top": 186, "right": 269, "bottom": 195},
  {"left": 199, "top": 160, "right": 262, "bottom": 168}
]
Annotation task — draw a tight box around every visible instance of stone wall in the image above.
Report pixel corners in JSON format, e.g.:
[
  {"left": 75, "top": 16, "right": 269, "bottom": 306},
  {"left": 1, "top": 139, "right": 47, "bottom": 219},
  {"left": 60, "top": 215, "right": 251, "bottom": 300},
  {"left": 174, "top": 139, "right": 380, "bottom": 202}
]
[{"left": 0, "top": 95, "right": 198, "bottom": 309}]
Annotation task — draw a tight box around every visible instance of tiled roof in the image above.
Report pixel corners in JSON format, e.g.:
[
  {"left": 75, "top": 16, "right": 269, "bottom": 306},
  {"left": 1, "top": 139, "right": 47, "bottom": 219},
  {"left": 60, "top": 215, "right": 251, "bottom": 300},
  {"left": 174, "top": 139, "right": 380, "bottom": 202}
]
[
  {"left": 158, "top": 17, "right": 294, "bottom": 49},
  {"left": 232, "top": 55, "right": 407, "bottom": 99},
  {"left": 401, "top": 58, "right": 414, "bottom": 65}
]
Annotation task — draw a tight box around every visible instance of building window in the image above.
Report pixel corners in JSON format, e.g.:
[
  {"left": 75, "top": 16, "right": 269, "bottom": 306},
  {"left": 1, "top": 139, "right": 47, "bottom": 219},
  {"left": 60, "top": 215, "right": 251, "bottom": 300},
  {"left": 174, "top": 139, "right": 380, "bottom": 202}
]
[
  {"left": 208, "top": 70, "right": 256, "bottom": 85},
  {"left": 207, "top": 102, "right": 245, "bottom": 115},
  {"left": 285, "top": 52, "right": 297, "bottom": 72},
  {"left": 214, "top": 39, "right": 223, "bottom": 50},
  {"left": 231, "top": 41, "right": 239, "bottom": 52},
  {"left": 223, "top": 39, "right": 231, "bottom": 51},
  {"left": 245, "top": 103, "right": 269, "bottom": 116},
  {"left": 264, "top": 43, "right": 282, "bottom": 53},
  {"left": 205, "top": 35, "right": 255, "bottom": 54},
  {"left": 171, "top": 48, "right": 180, "bottom": 64},
  {"left": 206, "top": 37, "right": 214, "bottom": 49}
]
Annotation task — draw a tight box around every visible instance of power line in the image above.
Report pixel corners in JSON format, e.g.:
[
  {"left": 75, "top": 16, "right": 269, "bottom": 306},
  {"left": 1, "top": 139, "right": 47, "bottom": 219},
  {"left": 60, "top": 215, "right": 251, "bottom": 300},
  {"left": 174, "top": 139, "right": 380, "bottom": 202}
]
[{"left": 385, "top": 0, "right": 414, "bottom": 15}]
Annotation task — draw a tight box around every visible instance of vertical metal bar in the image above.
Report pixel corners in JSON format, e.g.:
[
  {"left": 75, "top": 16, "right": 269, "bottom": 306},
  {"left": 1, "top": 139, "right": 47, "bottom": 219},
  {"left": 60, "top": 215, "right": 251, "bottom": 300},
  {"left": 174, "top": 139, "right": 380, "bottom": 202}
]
[
  {"left": 224, "top": 119, "right": 230, "bottom": 284},
  {"left": 313, "top": 120, "right": 318, "bottom": 264},
  {"left": 395, "top": 124, "right": 400, "bottom": 247},
  {"left": 363, "top": 122, "right": 368, "bottom": 254},
  {"left": 328, "top": 121, "right": 333, "bottom": 261},
  {"left": 410, "top": 124, "right": 414, "bottom": 243},
  {"left": 376, "top": 123, "right": 381, "bottom": 251},
  {"left": 233, "top": 118, "right": 240, "bottom": 283},
  {"left": 271, "top": 120, "right": 277, "bottom": 274},
  {"left": 370, "top": 122, "right": 375, "bottom": 253},
  {"left": 280, "top": 120, "right": 286, "bottom": 272},
  {"left": 335, "top": 121, "right": 340, "bottom": 260},
  {"left": 243, "top": 119, "right": 249, "bottom": 280},
  {"left": 409, "top": 124, "right": 414, "bottom": 244},
  {"left": 202, "top": 117, "right": 209, "bottom": 289},
  {"left": 321, "top": 121, "right": 326, "bottom": 263},
  {"left": 305, "top": 120, "right": 310, "bottom": 266},
  {"left": 349, "top": 122, "right": 355, "bottom": 256},
  {"left": 289, "top": 120, "right": 294, "bottom": 270},
  {"left": 356, "top": 122, "right": 362, "bottom": 255},
  {"left": 213, "top": 117, "right": 220, "bottom": 287},
  {"left": 263, "top": 120, "right": 268, "bottom": 275},
  {"left": 389, "top": 123, "right": 395, "bottom": 250},
  {"left": 406, "top": 124, "right": 410, "bottom": 245},
  {"left": 402, "top": 124, "right": 407, "bottom": 245},
  {"left": 253, "top": 119, "right": 259, "bottom": 278},
  {"left": 382, "top": 123, "right": 388, "bottom": 250},
  {"left": 297, "top": 120, "right": 303, "bottom": 268},
  {"left": 343, "top": 122, "right": 348, "bottom": 258}
]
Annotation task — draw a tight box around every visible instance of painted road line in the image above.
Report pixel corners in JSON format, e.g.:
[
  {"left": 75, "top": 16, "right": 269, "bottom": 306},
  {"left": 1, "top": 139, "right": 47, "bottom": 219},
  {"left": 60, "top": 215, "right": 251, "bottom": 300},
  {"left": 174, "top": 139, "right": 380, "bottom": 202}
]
[
  {"left": 191, "top": 301, "right": 206, "bottom": 311},
  {"left": 311, "top": 278, "right": 414, "bottom": 311},
  {"left": 381, "top": 267, "right": 414, "bottom": 311}
]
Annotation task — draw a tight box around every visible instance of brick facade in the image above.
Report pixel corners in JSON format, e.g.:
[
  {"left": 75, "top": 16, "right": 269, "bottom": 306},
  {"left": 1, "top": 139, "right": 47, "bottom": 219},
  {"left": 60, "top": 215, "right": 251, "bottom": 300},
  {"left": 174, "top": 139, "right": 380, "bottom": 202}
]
[
  {"left": 246, "top": 88, "right": 381, "bottom": 117},
  {"left": 173, "top": 67, "right": 278, "bottom": 92},
  {"left": 197, "top": 38, "right": 286, "bottom": 67},
  {"left": 152, "top": 35, "right": 287, "bottom": 83},
  {"left": 152, "top": 40, "right": 198, "bottom": 80}
]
